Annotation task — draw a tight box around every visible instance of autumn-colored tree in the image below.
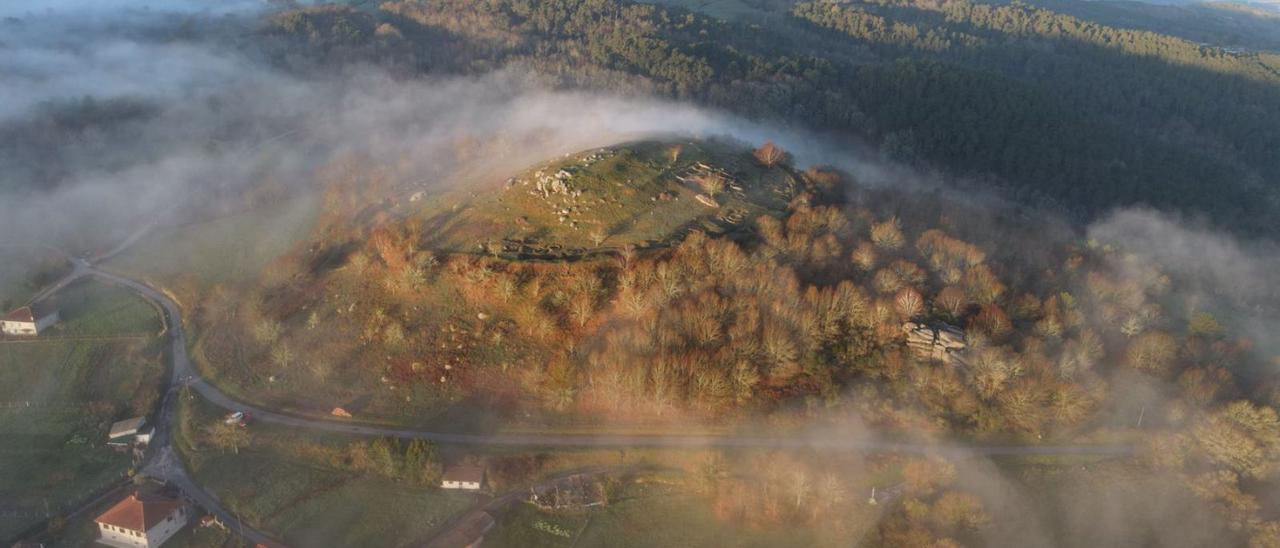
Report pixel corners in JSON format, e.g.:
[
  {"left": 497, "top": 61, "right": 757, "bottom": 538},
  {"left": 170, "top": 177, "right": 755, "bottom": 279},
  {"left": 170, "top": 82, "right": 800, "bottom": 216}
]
[
  {"left": 903, "top": 458, "right": 957, "bottom": 496},
  {"left": 969, "top": 304, "right": 1012, "bottom": 338},
  {"left": 935, "top": 286, "right": 968, "bottom": 319},
  {"left": 895, "top": 287, "right": 924, "bottom": 319},
  {"left": 753, "top": 141, "right": 791, "bottom": 167},
  {"left": 1125, "top": 330, "right": 1178, "bottom": 373},
  {"left": 1193, "top": 401, "right": 1280, "bottom": 479},
  {"left": 851, "top": 241, "right": 877, "bottom": 271},
  {"left": 968, "top": 346, "right": 1022, "bottom": 400},
  {"left": 931, "top": 491, "right": 990, "bottom": 530},
  {"left": 870, "top": 216, "right": 905, "bottom": 250},
  {"left": 698, "top": 173, "right": 727, "bottom": 197},
  {"left": 872, "top": 268, "right": 903, "bottom": 294},
  {"left": 369, "top": 227, "right": 408, "bottom": 271},
  {"left": 963, "top": 264, "right": 1006, "bottom": 305}
]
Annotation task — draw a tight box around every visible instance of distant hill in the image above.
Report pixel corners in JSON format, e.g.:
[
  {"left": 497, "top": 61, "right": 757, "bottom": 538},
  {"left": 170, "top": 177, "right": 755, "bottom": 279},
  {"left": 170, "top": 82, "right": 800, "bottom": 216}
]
[
  {"left": 1029, "top": 0, "right": 1280, "bottom": 52},
  {"left": 263, "top": 0, "right": 1280, "bottom": 237}
]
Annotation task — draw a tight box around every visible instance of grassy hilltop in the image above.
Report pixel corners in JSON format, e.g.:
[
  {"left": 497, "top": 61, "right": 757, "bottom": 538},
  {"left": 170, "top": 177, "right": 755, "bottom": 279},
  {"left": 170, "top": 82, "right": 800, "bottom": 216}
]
[{"left": 415, "top": 139, "right": 798, "bottom": 257}]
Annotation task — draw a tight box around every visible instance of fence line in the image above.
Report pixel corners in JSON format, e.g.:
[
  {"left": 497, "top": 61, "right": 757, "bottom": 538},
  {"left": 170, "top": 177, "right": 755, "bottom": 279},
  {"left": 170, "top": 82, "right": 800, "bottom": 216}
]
[
  {"left": 0, "top": 333, "right": 152, "bottom": 345},
  {"left": 0, "top": 400, "right": 96, "bottom": 409}
]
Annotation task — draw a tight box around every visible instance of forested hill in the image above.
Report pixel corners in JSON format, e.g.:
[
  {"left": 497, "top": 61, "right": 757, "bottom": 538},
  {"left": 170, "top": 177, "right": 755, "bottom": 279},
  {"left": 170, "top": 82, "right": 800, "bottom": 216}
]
[{"left": 264, "top": 0, "right": 1280, "bottom": 235}]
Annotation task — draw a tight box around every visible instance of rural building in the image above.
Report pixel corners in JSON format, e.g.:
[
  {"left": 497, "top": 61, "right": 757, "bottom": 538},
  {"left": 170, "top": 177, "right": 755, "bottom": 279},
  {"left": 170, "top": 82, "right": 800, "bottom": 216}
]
[
  {"left": 441, "top": 464, "right": 486, "bottom": 490},
  {"left": 903, "top": 321, "right": 968, "bottom": 366},
  {"left": 107, "top": 416, "right": 153, "bottom": 448},
  {"left": 94, "top": 492, "right": 190, "bottom": 548},
  {"left": 0, "top": 304, "right": 58, "bottom": 336}
]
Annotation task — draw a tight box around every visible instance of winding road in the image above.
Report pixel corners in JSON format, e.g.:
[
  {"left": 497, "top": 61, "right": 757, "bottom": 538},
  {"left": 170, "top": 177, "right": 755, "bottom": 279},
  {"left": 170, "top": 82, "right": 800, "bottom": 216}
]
[{"left": 21, "top": 245, "right": 1136, "bottom": 547}]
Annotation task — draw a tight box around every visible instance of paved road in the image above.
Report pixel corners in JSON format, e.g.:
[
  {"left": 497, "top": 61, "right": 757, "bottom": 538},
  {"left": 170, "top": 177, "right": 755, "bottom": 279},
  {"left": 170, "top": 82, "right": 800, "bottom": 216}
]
[{"left": 83, "top": 268, "right": 286, "bottom": 548}]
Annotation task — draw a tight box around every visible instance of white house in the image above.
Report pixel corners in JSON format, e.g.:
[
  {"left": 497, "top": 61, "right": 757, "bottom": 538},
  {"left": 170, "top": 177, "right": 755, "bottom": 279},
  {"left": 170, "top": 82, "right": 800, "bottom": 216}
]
[
  {"left": 0, "top": 305, "right": 58, "bottom": 336},
  {"left": 107, "top": 416, "right": 153, "bottom": 448},
  {"left": 94, "top": 492, "right": 190, "bottom": 548},
  {"left": 441, "top": 464, "right": 486, "bottom": 490}
]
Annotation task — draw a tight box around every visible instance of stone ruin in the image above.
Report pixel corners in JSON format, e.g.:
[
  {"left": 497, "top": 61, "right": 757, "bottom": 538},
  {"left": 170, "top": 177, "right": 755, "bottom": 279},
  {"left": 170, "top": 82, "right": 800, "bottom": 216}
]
[
  {"left": 903, "top": 321, "right": 969, "bottom": 366},
  {"left": 527, "top": 473, "right": 609, "bottom": 511}
]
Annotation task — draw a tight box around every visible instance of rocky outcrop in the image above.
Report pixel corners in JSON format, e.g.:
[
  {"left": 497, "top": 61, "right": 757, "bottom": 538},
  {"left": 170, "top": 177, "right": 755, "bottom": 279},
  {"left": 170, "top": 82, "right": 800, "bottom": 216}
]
[{"left": 903, "top": 321, "right": 968, "bottom": 366}]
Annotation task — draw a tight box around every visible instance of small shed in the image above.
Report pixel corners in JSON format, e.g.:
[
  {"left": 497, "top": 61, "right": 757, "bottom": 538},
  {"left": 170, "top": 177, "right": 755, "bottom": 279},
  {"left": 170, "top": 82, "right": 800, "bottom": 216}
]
[
  {"left": 108, "top": 416, "right": 152, "bottom": 447},
  {"left": 441, "top": 464, "right": 486, "bottom": 490}
]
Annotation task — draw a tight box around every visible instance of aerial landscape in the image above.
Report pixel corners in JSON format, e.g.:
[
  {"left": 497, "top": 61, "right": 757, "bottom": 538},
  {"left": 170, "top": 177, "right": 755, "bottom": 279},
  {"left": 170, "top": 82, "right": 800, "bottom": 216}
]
[{"left": 3, "top": 0, "right": 1280, "bottom": 546}]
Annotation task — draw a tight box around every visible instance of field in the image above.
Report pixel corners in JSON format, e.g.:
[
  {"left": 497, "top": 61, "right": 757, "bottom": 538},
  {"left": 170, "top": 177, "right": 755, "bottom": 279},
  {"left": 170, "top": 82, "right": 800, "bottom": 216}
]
[
  {"left": 415, "top": 139, "right": 797, "bottom": 257},
  {"left": 0, "top": 281, "right": 164, "bottom": 541},
  {"left": 485, "top": 469, "right": 870, "bottom": 548},
  {"left": 174, "top": 392, "right": 476, "bottom": 548},
  {"left": 172, "top": 390, "right": 778, "bottom": 547},
  {"left": 106, "top": 194, "right": 319, "bottom": 287},
  {"left": 40, "top": 278, "right": 165, "bottom": 336}
]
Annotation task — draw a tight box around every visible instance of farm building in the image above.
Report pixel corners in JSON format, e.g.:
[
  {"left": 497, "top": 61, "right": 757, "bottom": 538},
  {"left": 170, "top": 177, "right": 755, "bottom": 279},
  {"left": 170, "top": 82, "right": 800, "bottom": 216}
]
[
  {"left": 107, "top": 416, "right": 153, "bottom": 448},
  {"left": 94, "top": 492, "right": 190, "bottom": 548},
  {"left": 441, "top": 463, "right": 486, "bottom": 490},
  {"left": 0, "top": 304, "right": 58, "bottom": 336}
]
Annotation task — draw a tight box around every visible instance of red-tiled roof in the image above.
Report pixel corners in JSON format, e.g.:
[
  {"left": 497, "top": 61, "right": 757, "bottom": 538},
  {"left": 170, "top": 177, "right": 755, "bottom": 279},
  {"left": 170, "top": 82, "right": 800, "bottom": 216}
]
[
  {"left": 95, "top": 492, "right": 184, "bottom": 532},
  {"left": 442, "top": 464, "right": 485, "bottom": 484},
  {"left": 1, "top": 307, "right": 34, "bottom": 323}
]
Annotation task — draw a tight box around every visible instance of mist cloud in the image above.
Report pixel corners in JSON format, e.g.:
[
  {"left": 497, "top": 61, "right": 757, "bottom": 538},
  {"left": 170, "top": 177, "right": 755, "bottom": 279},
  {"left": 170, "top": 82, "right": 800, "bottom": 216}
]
[
  {"left": 1088, "top": 208, "right": 1280, "bottom": 371},
  {"left": 0, "top": 0, "right": 897, "bottom": 252}
]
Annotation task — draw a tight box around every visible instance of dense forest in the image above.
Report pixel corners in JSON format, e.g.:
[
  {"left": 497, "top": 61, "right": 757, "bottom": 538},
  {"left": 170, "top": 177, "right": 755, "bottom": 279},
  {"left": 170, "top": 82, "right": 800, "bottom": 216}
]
[{"left": 259, "top": 0, "right": 1280, "bottom": 236}]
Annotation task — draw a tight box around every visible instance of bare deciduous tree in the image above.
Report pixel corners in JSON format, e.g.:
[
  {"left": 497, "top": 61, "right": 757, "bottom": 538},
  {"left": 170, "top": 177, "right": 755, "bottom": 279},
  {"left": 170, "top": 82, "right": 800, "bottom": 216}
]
[{"left": 753, "top": 141, "right": 791, "bottom": 167}]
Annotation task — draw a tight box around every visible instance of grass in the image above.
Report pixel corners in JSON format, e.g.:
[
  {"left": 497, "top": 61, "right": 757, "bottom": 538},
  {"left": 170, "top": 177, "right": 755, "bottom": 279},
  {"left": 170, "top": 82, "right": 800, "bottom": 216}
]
[
  {"left": 416, "top": 139, "right": 796, "bottom": 257},
  {"left": 174, "top": 392, "right": 476, "bottom": 548},
  {"left": 486, "top": 470, "right": 840, "bottom": 548},
  {"left": 486, "top": 502, "right": 590, "bottom": 548},
  {"left": 39, "top": 278, "right": 164, "bottom": 336},
  {"left": 106, "top": 193, "right": 319, "bottom": 286},
  {"left": 172, "top": 391, "right": 760, "bottom": 547},
  {"left": 0, "top": 311, "right": 164, "bottom": 540},
  {"left": 267, "top": 479, "right": 473, "bottom": 547}
]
